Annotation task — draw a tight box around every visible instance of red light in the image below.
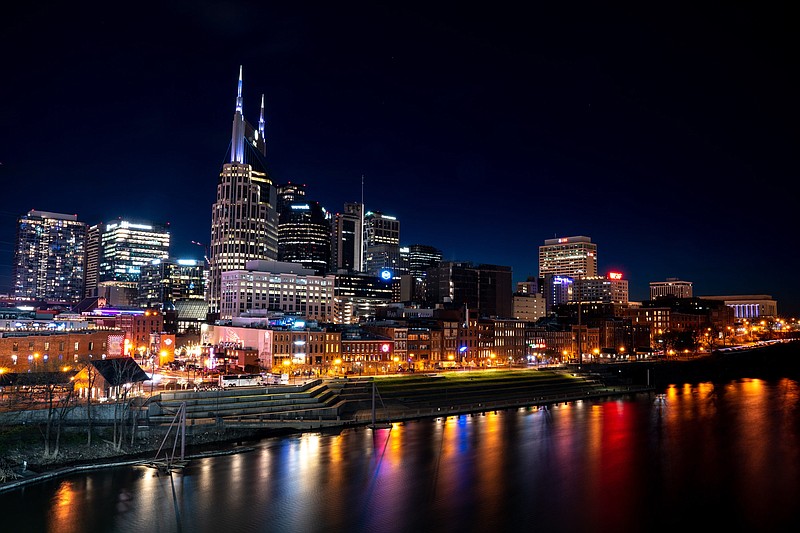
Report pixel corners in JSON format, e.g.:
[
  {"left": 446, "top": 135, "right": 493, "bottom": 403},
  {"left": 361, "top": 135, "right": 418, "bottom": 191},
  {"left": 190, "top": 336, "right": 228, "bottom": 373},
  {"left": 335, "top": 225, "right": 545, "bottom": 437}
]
[
  {"left": 381, "top": 344, "right": 390, "bottom": 352},
  {"left": 608, "top": 272, "right": 622, "bottom": 280}
]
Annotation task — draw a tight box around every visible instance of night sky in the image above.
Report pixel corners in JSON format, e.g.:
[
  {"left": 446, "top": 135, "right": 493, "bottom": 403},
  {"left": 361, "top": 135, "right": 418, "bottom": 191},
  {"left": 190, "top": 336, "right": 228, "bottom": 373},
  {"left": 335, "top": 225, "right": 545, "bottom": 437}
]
[{"left": 1, "top": 3, "right": 796, "bottom": 315}]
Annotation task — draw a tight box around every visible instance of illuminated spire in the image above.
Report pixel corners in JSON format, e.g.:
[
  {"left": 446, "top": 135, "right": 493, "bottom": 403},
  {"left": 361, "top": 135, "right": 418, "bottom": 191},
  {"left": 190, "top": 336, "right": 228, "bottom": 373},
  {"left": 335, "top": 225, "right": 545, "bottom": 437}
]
[
  {"left": 236, "top": 66, "right": 243, "bottom": 113},
  {"left": 258, "top": 94, "right": 266, "bottom": 141},
  {"left": 230, "top": 65, "right": 245, "bottom": 163}
]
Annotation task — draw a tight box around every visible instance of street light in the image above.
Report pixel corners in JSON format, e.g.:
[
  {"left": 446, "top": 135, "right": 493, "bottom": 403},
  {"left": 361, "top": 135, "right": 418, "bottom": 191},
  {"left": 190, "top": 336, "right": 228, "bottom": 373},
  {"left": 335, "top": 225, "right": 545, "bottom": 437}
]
[{"left": 282, "top": 359, "right": 292, "bottom": 383}]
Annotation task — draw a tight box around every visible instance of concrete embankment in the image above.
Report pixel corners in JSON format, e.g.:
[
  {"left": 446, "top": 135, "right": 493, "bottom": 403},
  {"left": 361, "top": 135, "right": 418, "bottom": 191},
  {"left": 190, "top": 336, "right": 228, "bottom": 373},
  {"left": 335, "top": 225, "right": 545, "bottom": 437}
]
[{"left": 0, "top": 368, "right": 653, "bottom": 491}]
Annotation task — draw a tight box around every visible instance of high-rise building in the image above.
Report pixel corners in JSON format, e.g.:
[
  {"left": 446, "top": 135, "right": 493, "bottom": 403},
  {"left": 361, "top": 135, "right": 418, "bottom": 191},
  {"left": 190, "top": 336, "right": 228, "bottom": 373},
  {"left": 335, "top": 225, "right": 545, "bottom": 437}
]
[
  {"left": 84, "top": 224, "right": 100, "bottom": 298},
  {"left": 406, "top": 244, "right": 442, "bottom": 279},
  {"left": 650, "top": 278, "right": 693, "bottom": 300},
  {"left": 333, "top": 272, "right": 394, "bottom": 324},
  {"left": 137, "top": 258, "right": 206, "bottom": 308},
  {"left": 425, "top": 261, "right": 512, "bottom": 318},
  {"left": 95, "top": 218, "right": 170, "bottom": 306},
  {"left": 575, "top": 273, "right": 629, "bottom": 304},
  {"left": 332, "top": 202, "right": 364, "bottom": 272},
  {"left": 276, "top": 182, "right": 307, "bottom": 215},
  {"left": 12, "top": 210, "right": 87, "bottom": 303},
  {"left": 277, "top": 199, "right": 331, "bottom": 275},
  {"left": 364, "top": 211, "right": 401, "bottom": 276},
  {"left": 538, "top": 236, "right": 598, "bottom": 278},
  {"left": 476, "top": 264, "right": 513, "bottom": 318},
  {"left": 208, "top": 66, "right": 279, "bottom": 313}
]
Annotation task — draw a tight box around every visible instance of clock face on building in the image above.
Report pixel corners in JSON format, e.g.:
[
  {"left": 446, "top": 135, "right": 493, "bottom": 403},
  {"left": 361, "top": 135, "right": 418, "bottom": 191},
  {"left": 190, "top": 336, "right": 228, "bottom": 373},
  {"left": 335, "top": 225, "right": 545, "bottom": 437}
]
[{"left": 379, "top": 268, "right": 393, "bottom": 281}]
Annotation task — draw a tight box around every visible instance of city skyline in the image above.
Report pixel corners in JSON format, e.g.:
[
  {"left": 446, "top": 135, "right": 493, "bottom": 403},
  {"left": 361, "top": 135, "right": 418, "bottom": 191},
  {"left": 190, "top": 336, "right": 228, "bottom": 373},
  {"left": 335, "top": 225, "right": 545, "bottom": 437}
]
[{"left": 1, "top": 3, "right": 795, "bottom": 315}]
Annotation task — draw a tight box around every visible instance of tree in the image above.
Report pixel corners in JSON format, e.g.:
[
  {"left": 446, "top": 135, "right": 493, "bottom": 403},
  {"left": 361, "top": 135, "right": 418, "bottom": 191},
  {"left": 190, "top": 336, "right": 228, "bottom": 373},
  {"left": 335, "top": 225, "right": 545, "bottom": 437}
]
[
  {"left": 91, "top": 358, "right": 148, "bottom": 452},
  {"left": 72, "top": 358, "right": 100, "bottom": 447},
  {"left": 16, "top": 359, "right": 79, "bottom": 460}
]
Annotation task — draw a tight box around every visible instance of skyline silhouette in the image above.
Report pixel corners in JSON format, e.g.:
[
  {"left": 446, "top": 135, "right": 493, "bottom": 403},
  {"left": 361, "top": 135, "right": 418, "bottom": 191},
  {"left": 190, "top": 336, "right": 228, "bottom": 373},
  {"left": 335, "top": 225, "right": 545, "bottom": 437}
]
[{"left": 1, "top": 3, "right": 795, "bottom": 314}]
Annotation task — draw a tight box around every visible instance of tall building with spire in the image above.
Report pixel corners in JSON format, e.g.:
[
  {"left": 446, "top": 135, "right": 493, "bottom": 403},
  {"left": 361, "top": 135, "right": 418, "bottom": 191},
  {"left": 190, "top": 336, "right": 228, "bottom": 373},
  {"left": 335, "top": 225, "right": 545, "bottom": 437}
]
[{"left": 208, "top": 67, "right": 279, "bottom": 313}]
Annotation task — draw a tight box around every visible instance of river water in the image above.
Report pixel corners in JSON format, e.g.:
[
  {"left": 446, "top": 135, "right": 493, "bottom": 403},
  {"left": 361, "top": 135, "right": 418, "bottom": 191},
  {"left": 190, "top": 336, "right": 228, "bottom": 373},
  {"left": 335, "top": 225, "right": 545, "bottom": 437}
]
[{"left": 2, "top": 378, "right": 800, "bottom": 533}]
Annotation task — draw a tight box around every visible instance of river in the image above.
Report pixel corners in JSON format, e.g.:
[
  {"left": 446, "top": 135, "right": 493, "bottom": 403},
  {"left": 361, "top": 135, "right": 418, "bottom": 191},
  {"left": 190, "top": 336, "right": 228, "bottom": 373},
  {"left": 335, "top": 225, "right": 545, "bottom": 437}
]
[{"left": 2, "top": 377, "right": 800, "bottom": 532}]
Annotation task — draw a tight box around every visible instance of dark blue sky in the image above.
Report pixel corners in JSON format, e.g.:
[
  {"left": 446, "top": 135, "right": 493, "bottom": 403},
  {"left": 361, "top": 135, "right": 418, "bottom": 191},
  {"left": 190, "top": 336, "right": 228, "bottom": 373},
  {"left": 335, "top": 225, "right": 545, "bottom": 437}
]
[{"left": 1, "top": 2, "right": 797, "bottom": 315}]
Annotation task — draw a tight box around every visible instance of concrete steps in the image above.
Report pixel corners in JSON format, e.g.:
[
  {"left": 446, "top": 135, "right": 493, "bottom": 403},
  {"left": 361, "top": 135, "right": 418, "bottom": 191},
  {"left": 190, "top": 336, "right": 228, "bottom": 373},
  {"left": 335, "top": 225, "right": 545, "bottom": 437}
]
[{"left": 148, "top": 379, "right": 345, "bottom": 424}]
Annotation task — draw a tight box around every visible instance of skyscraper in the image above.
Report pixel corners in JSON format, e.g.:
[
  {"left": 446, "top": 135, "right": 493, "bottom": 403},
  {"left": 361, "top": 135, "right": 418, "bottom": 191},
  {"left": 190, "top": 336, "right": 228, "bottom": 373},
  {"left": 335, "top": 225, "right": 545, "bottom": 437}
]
[
  {"left": 406, "top": 244, "right": 442, "bottom": 279},
  {"left": 405, "top": 244, "right": 443, "bottom": 302},
  {"left": 363, "top": 210, "right": 401, "bottom": 276},
  {"left": 84, "top": 223, "right": 100, "bottom": 298},
  {"left": 12, "top": 210, "right": 87, "bottom": 303},
  {"left": 277, "top": 199, "right": 332, "bottom": 275},
  {"left": 208, "top": 66, "right": 279, "bottom": 313},
  {"left": 332, "top": 202, "right": 364, "bottom": 273},
  {"left": 95, "top": 218, "right": 170, "bottom": 306},
  {"left": 137, "top": 258, "right": 206, "bottom": 308},
  {"left": 538, "top": 236, "right": 598, "bottom": 278}
]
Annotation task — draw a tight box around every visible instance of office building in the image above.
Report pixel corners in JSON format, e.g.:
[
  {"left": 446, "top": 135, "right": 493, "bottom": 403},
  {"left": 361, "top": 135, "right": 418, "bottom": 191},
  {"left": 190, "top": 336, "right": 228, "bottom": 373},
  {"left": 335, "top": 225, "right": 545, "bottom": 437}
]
[
  {"left": 425, "top": 261, "right": 512, "bottom": 318},
  {"left": 208, "top": 67, "right": 279, "bottom": 313},
  {"left": 220, "top": 260, "right": 335, "bottom": 321},
  {"left": 92, "top": 218, "right": 170, "bottom": 306},
  {"left": 575, "top": 273, "right": 629, "bottom": 304},
  {"left": 12, "top": 210, "right": 87, "bottom": 303},
  {"left": 333, "top": 272, "right": 394, "bottom": 324},
  {"left": 406, "top": 244, "right": 442, "bottom": 279},
  {"left": 363, "top": 211, "right": 401, "bottom": 276},
  {"left": 650, "top": 278, "right": 693, "bottom": 300},
  {"left": 276, "top": 182, "right": 307, "bottom": 215},
  {"left": 137, "top": 258, "right": 206, "bottom": 308},
  {"left": 332, "top": 202, "right": 364, "bottom": 272},
  {"left": 84, "top": 224, "right": 100, "bottom": 298},
  {"left": 277, "top": 199, "right": 331, "bottom": 275},
  {"left": 538, "top": 236, "right": 597, "bottom": 278}
]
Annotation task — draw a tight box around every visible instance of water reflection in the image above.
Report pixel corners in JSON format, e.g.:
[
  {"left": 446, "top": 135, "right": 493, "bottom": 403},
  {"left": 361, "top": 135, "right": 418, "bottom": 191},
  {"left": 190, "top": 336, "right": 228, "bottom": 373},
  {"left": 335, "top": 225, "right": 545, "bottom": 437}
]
[{"left": 4, "top": 379, "right": 800, "bottom": 532}]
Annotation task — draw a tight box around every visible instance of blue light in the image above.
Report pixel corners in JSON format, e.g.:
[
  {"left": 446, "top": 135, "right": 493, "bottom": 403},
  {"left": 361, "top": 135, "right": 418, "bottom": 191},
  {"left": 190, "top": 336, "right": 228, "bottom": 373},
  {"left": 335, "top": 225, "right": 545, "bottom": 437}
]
[{"left": 379, "top": 268, "right": 393, "bottom": 281}]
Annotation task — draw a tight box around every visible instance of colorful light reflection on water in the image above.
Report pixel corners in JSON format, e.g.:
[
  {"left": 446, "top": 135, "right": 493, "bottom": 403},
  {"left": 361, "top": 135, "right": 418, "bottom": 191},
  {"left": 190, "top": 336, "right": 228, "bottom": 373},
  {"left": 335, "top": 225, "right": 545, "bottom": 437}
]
[{"left": 3, "top": 378, "right": 800, "bottom": 532}]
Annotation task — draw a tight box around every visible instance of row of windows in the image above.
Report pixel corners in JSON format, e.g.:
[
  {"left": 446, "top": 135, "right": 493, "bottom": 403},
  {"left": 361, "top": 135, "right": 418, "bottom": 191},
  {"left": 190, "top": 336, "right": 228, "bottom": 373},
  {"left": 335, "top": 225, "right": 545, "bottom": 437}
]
[{"left": 9, "top": 340, "right": 96, "bottom": 352}]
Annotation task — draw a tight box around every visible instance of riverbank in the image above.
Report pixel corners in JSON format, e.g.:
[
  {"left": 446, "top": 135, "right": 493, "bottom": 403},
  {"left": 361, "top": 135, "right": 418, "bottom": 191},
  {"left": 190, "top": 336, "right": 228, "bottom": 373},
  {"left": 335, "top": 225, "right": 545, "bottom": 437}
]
[
  {"left": 3, "top": 340, "right": 798, "bottom": 492},
  {"left": 587, "top": 339, "right": 800, "bottom": 388},
  {"left": 0, "top": 368, "right": 641, "bottom": 488}
]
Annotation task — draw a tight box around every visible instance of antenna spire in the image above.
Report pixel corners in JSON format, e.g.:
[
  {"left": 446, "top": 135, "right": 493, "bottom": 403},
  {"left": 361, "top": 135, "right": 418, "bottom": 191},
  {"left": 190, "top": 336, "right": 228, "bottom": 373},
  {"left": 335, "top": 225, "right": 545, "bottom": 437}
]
[
  {"left": 230, "top": 65, "right": 245, "bottom": 163},
  {"left": 258, "top": 94, "right": 266, "bottom": 141}
]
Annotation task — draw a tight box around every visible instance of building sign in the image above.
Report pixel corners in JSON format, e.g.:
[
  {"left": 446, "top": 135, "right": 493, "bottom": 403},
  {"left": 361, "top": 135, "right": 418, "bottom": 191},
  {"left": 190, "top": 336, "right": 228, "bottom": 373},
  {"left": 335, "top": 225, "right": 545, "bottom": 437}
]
[
  {"left": 160, "top": 335, "right": 176, "bottom": 359},
  {"left": 608, "top": 272, "right": 623, "bottom": 280},
  {"left": 107, "top": 334, "right": 124, "bottom": 357},
  {"left": 379, "top": 268, "right": 393, "bottom": 282}
]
